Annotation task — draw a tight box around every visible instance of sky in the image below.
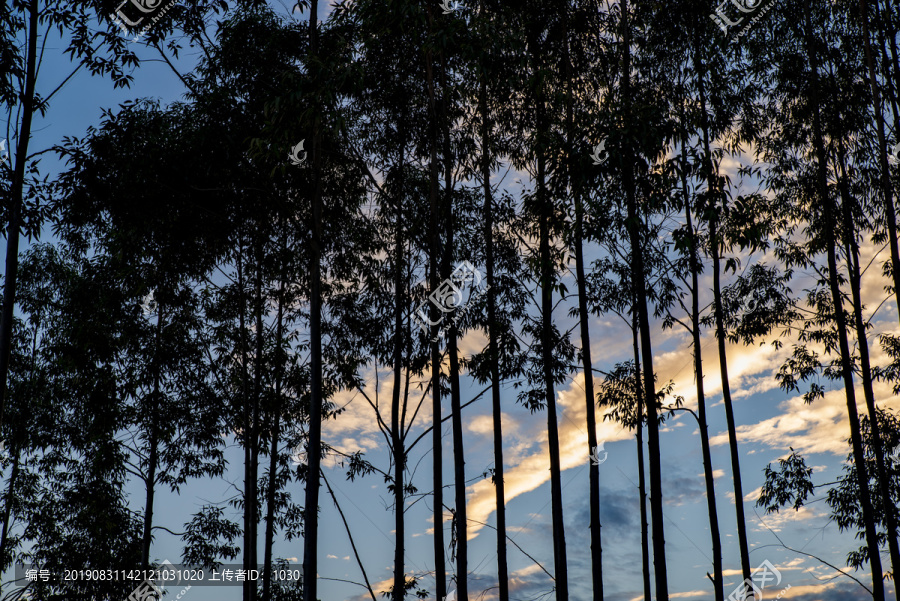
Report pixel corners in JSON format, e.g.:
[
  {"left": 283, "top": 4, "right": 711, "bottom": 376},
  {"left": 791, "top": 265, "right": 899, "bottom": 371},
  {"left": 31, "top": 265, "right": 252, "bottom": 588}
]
[{"left": 1, "top": 2, "right": 899, "bottom": 601}]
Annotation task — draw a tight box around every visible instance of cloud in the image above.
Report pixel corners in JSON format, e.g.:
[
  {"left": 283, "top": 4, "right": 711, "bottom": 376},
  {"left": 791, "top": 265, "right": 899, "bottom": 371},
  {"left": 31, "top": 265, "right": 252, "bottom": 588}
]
[
  {"left": 463, "top": 372, "right": 632, "bottom": 539},
  {"left": 751, "top": 505, "right": 824, "bottom": 532}
]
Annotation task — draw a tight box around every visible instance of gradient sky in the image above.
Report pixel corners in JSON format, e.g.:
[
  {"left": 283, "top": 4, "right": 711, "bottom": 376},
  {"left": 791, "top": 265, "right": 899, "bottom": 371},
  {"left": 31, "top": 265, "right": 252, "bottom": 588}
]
[{"left": 2, "top": 2, "right": 899, "bottom": 601}]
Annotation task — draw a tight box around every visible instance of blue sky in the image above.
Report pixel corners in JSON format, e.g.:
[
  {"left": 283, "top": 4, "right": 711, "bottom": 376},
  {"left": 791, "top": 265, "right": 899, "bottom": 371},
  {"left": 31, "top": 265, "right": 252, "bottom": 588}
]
[{"left": 2, "top": 2, "right": 899, "bottom": 601}]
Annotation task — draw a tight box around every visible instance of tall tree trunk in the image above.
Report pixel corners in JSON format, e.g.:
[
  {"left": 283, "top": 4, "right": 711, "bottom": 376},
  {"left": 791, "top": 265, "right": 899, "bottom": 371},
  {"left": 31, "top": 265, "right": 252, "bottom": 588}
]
[
  {"left": 803, "top": 3, "right": 886, "bottom": 596},
  {"left": 631, "top": 309, "right": 652, "bottom": 601},
  {"left": 238, "top": 244, "right": 255, "bottom": 601},
  {"left": 303, "top": 0, "right": 324, "bottom": 598},
  {"left": 141, "top": 307, "right": 164, "bottom": 570},
  {"left": 695, "top": 67, "right": 752, "bottom": 584},
  {"left": 564, "top": 0, "right": 603, "bottom": 592},
  {"left": 479, "top": 20, "right": 510, "bottom": 601},
  {"left": 263, "top": 276, "right": 286, "bottom": 601},
  {"left": 440, "top": 46, "right": 468, "bottom": 600},
  {"left": 621, "top": 0, "right": 668, "bottom": 595},
  {"left": 708, "top": 210, "right": 753, "bottom": 587},
  {"left": 248, "top": 245, "right": 265, "bottom": 601},
  {"left": 0, "top": 0, "right": 38, "bottom": 431},
  {"left": 836, "top": 147, "right": 900, "bottom": 584},
  {"left": 524, "top": 12, "right": 569, "bottom": 599},
  {"left": 532, "top": 53, "right": 570, "bottom": 601},
  {"left": 424, "top": 6, "right": 447, "bottom": 597},
  {"left": 687, "top": 19, "right": 746, "bottom": 591},
  {"left": 685, "top": 202, "right": 724, "bottom": 601},
  {"left": 575, "top": 190, "right": 603, "bottom": 601},
  {"left": 392, "top": 182, "right": 406, "bottom": 601}
]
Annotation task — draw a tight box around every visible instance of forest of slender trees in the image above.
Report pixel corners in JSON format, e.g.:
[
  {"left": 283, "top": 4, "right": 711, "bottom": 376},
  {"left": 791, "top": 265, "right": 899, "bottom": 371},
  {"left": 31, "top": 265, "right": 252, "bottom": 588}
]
[{"left": 1, "top": 0, "right": 900, "bottom": 600}]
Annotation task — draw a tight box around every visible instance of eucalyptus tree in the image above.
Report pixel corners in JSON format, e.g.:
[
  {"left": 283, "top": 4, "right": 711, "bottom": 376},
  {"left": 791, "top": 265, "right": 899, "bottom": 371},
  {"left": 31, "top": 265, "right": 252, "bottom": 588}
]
[
  {"left": 0, "top": 249, "right": 47, "bottom": 573},
  {"left": 742, "top": 0, "right": 890, "bottom": 593},
  {"left": 663, "top": 92, "right": 725, "bottom": 599},
  {"left": 0, "top": 0, "right": 146, "bottom": 432},
  {"left": 585, "top": 179, "right": 677, "bottom": 600},
  {"left": 467, "top": 0, "right": 524, "bottom": 596},
  {"left": 0, "top": 0, "right": 264, "bottom": 434},
  {"left": 0, "top": 245, "right": 77, "bottom": 578},
  {"left": 435, "top": 13, "right": 472, "bottom": 594},
  {"left": 309, "top": 1, "right": 457, "bottom": 597},
  {"left": 423, "top": 2, "right": 449, "bottom": 596},
  {"left": 4, "top": 244, "right": 144, "bottom": 601},
  {"left": 603, "top": 0, "right": 676, "bottom": 589},
  {"left": 48, "top": 92, "right": 283, "bottom": 596},
  {"left": 555, "top": 0, "right": 617, "bottom": 594},
  {"left": 519, "top": 1, "right": 576, "bottom": 595},
  {"left": 345, "top": 160, "right": 434, "bottom": 601},
  {"left": 177, "top": 12, "right": 304, "bottom": 598},
  {"left": 827, "top": 114, "right": 900, "bottom": 581},
  {"left": 303, "top": 1, "right": 325, "bottom": 596},
  {"left": 680, "top": 8, "right": 765, "bottom": 587}
]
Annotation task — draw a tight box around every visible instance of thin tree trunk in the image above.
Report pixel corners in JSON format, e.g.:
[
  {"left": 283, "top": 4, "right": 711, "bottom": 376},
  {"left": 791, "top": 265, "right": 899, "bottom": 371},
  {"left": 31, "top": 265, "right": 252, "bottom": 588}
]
[
  {"left": 479, "top": 23, "right": 510, "bottom": 601},
  {"left": 685, "top": 202, "right": 724, "bottom": 601},
  {"left": 533, "top": 60, "right": 570, "bottom": 601},
  {"left": 692, "top": 74, "right": 753, "bottom": 587},
  {"left": 803, "top": 3, "right": 886, "bottom": 595},
  {"left": 238, "top": 244, "right": 254, "bottom": 601},
  {"left": 708, "top": 212, "right": 753, "bottom": 587},
  {"left": 564, "top": 0, "right": 603, "bottom": 591},
  {"left": 689, "top": 24, "right": 747, "bottom": 593},
  {"left": 141, "top": 307, "right": 163, "bottom": 570},
  {"left": 621, "top": 0, "right": 668, "bottom": 594},
  {"left": 392, "top": 184, "right": 406, "bottom": 601},
  {"left": 263, "top": 275, "right": 286, "bottom": 601},
  {"left": 303, "top": 0, "right": 324, "bottom": 598},
  {"left": 440, "top": 45, "right": 468, "bottom": 600},
  {"left": 524, "top": 13, "right": 569, "bottom": 599},
  {"left": 632, "top": 303, "right": 652, "bottom": 601},
  {"left": 424, "top": 5, "right": 447, "bottom": 597},
  {"left": 248, "top": 245, "right": 265, "bottom": 601},
  {"left": 576, "top": 195, "right": 603, "bottom": 601},
  {"left": 0, "top": 0, "right": 38, "bottom": 431}
]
